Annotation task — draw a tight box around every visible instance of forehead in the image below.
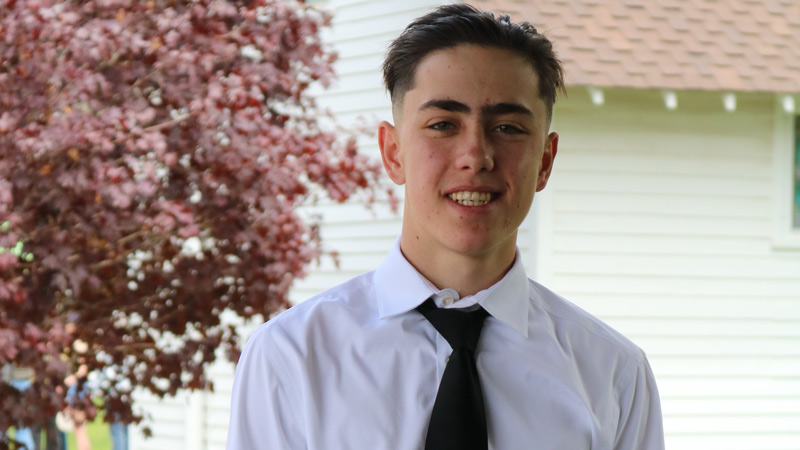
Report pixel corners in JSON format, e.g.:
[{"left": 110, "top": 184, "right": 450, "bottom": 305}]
[{"left": 400, "top": 44, "right": 543, "bottom": 116}]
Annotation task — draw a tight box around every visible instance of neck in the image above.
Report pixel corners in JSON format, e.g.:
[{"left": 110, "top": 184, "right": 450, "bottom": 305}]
[{"left": 399, "top": 236, "right": 517, "bottom": 297}]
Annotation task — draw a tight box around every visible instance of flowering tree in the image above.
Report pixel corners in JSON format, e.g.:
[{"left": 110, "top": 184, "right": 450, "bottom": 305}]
[{"left": 0, "top": 0, "right": 383, "bottom": 438}]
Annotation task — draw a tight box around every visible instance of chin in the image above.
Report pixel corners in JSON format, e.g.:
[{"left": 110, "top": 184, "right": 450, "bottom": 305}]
[
  {"left": 444, "top": 235, "right": 508, "bottom": 258},
  {"left": 459, "top": 224, "right": 520, "bottom": 253}
]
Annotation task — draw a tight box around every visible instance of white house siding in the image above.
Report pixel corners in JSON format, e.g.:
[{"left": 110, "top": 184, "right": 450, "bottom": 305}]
[
  {"left": 127, "top": 391, "right": 187, "bottom": 449},
  {"left": 546, "top": 88, "right": 800, "bottom": 450}
]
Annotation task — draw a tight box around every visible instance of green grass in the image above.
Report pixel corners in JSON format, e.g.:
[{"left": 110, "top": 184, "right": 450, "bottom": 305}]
[
  {"left": 65, "top": 407, "right": 113, "bottom": 450},
  {"left": 6, "top": 413, "right": 114, "bottom": 450}
]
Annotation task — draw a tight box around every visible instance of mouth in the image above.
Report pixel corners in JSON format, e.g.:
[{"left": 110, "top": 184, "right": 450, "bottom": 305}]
[{"left": 447, "top": 191, "right": 496, "bottom": 206}]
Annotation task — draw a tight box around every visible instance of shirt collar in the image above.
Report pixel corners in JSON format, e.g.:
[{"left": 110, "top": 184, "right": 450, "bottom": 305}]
[{"left": 375, "top": 238, "right": 530, "bottom": 338}]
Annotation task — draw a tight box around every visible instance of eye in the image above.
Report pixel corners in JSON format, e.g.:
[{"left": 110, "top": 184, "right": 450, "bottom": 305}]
[
  {"left": 495, "top": 124, "right": 524, "bottom": 135},
  {"left": 428, "top": 121, "right": 455, "bottom": 131}
]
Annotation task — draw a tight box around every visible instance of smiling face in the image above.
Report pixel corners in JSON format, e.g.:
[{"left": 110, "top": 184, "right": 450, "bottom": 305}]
[{"left": 379, "top": 44, "right": 558, "bottom": 273}]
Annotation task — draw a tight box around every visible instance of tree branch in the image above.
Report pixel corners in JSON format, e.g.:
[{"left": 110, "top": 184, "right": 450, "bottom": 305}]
[{"left": 142, "top": 113, "right": 193, "bottom": 133}]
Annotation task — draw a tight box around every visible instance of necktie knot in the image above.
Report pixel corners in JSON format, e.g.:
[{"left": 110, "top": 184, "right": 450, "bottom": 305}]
[{"left": 417, "top": 298, "right": 489, "bottom": 351}]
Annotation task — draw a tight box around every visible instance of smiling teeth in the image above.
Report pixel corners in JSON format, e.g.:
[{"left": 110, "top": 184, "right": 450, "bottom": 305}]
[{"left": 448, "top": 191, "right": 492, "bottom": 206}]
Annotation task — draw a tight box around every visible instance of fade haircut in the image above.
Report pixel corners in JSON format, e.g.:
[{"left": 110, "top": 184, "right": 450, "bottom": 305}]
[{"left": 382, "top": 3, "right": 565, "bottom": 122}]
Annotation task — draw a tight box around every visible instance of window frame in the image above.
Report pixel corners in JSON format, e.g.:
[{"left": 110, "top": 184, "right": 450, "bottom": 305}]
[{"left": 771, "top": 95, "right": 800, "bottom": 249}]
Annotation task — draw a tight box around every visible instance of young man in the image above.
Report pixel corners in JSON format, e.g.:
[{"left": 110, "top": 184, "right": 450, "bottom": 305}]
[{"left": 227, "top": 4, "right": 664, "bottom": 449}]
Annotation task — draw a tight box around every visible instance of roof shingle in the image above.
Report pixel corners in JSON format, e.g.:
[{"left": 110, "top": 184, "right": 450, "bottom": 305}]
[{"left": 469, "top": 0, "right": 800, "bottom": 93}]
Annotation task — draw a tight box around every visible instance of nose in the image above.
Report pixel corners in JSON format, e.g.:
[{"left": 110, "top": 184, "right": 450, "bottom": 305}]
[{"left": 456, "top": 127, "right": 494, "bottom": 172}]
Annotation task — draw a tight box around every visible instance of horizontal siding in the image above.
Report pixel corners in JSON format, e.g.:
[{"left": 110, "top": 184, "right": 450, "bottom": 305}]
[
  {"left": 607, "top": 318, "right": 800, "bottom": 338},
  {"left": 291, "top": 198, "right": 402, "bottom": 302},
  {"left": 555, "top": 274, "right": 800, "bottom": 297},
  {"left": 555, "top": 191, "right": 772, "bottom": 219},
  {"left": 204, "top": 359, "right": 236, "bottom": 450},
  {"left": 551, "top": 253, "right": 800, "bottom": 278},
  {"left": 555, "top": 171, "right": 771, "bottom": 197},
  {"left": 549, "top": 89, "right": 800, "bottom": 449},
  {"left": 636, "top": 336, "right": 798, "bottom": 357},
  {"left": 557, "top": 150, "right": 771, "bottom": 177},
  {"left": 553, "top": 233, "right": 772, "bottom": 256},
  {"left": 553, "top": 211, "right": 769, "bottom": 237},
  {"left": 331, "top": 0, "right": 442, "bottom": 22},
  {"left": 654, "top": 356, "right": 800, "bottom": 378},
  {"left": 313, "top": 0, "right": 448, "bottom": 118},
  {"left": 665, "top": 398, "right": 800, "bottom": 414},
  {"left": 565, "top": 293, "right": 800, "bottom": 319},
  {"left": 665, "top": 435, "right": 800, "bottom": 450},
  {"left": 129, "top": 390, "right": 188, "bottom": 450},
  {"left": 129, "top": 348, "right": 238, "bottom": 450}
]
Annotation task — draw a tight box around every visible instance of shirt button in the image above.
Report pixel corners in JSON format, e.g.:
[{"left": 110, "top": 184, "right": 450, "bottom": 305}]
[{"left": 442, "top": 296, "right": 455, "bottom": 306}]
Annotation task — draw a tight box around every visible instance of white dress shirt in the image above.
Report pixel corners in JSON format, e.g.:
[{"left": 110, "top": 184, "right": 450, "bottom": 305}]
[{"left": 227, "top": 240, "right": 665, "bottom": 449}]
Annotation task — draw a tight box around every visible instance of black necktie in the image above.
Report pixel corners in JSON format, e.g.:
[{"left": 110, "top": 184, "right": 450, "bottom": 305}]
[{"left": 417, "top": 298, "right": 490, "bottom": 450}]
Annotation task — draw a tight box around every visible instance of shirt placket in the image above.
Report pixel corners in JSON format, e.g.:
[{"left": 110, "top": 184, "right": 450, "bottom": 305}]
[{"left": 431, "top": 289, "right": 459, "bottom": 375}]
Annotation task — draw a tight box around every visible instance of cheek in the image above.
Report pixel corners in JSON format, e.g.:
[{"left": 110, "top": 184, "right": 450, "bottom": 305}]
[
  {"left": 513, "top": 166, "right": 538, "bottom": 209},
  {"left": 414, "top": 150, "right": 447, "bottom": 181}
]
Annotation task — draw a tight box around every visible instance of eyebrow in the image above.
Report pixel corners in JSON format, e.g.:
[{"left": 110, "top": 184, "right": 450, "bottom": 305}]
[
  {"left": 418, "top": 99, "right": 533, "bottom": 118},
  {"left": 481, "top": 102, "right": 533, "bottom": 117},
  {"left": 419, "top": 99, "right": 471, "bottom": 114}
]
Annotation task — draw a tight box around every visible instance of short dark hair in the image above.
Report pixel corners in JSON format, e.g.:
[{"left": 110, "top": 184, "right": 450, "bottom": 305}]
[{"left": 382, "top": 3, "right": 565, "bottom": 121}]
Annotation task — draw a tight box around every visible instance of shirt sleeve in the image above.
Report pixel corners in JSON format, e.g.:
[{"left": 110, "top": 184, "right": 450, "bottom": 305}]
[
  {"left": 614, "top": 351, "right": 665, "bottom": 450},
  {"left": 226, "top": 324, "right": 306, "bottom": 450}
]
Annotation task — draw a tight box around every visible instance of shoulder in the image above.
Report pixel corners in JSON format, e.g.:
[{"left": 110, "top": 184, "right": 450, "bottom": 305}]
[
  {"left": 245, "top": 271, "right": 378, "bottom": 350},
  {"left": 528, "top": 279, "right": 646, "bottom": 365}
]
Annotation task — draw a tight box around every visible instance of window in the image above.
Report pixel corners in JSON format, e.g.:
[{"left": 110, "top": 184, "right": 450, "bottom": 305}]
[
  {"left": 772, "top": 98, "right": 800, "bottom": 248},
  {"left": 793, "top": 115, "right": 800, "bottom": 229}
]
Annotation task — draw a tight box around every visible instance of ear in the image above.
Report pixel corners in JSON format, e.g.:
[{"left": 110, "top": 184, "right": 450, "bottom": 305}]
[
  {"left": 535, "top": 131, "right": 558, "bottom": 192},
  {"left": 378, "top": 120, "right": 406, "bottom": 185}
]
